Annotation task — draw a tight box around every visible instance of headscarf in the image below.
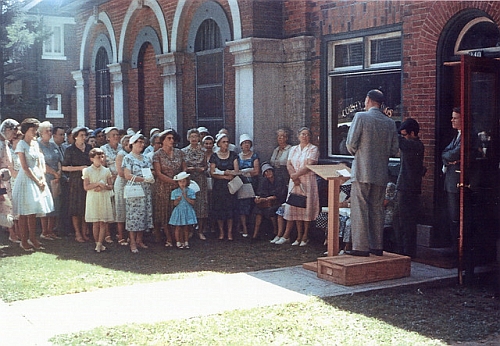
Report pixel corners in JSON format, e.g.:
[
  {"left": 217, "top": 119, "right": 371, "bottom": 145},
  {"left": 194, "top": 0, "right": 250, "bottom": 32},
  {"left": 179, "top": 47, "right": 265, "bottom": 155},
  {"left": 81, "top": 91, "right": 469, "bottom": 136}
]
[{"left": 0, "top": 119, "right": 19, "bottom": 139}]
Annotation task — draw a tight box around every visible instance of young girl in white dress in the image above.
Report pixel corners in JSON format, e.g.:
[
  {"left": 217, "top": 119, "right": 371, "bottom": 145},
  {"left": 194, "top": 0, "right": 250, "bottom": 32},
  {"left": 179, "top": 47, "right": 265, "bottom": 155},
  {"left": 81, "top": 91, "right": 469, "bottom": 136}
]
[
  {"left": 169, "top": 172, "right": 197, "bottom": 249},
  {"left": 83, "top": 148, "right": 114, "bottom": 252}
]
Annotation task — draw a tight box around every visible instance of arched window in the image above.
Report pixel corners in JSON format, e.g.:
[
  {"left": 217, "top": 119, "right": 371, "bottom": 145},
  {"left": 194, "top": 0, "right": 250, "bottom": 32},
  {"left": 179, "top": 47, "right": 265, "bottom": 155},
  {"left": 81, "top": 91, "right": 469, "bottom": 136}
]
[
  {"left": 95, "top": 47, "right": 111, "bottom": 128},
  {"left": 195, "top": 19, "right": 224, "bottom": 134}
]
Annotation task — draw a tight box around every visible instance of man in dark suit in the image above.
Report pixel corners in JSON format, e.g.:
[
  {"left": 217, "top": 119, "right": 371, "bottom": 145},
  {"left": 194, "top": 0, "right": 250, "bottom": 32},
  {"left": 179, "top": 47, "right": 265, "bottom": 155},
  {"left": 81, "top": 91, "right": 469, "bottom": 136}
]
[
  {"left": 346, "top": 89, "right": 399, "bottom": 256},
  {"left": 442, "top": 107, "right": 461, "bottom": 251}
]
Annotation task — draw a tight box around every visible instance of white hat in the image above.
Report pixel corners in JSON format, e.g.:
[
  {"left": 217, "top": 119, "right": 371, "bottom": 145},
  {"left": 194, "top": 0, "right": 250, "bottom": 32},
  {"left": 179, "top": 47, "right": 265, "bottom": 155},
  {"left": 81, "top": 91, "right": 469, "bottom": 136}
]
[
  {"left": 173, "top": 171, "right": 190, "bottom": 181},
  {"left": 158, "top": 128, "right": 175, "bottom": 137},
  {"left": 215, "top": 133, "right": 228, "bottom": 146},
  {"left": 126, "top": 128, "right": 135, "bottom": 136},
  {"left": 197, "top": 126, "right": 209, "bottom": 133},
  {"left": 239, "top": 133, "right": 253, "bottom": 146},
  {"left": 129, "top": 130, "right": 143, "bottom": 145},
  {"left": 103, "top": 126, "right": 118, "bottom": 135},
  {"left": 149, "top": 128, "right": 160, "bottom": 137},
  {"left": 71, "top": 126, "right": 88, "bottom": 135}
]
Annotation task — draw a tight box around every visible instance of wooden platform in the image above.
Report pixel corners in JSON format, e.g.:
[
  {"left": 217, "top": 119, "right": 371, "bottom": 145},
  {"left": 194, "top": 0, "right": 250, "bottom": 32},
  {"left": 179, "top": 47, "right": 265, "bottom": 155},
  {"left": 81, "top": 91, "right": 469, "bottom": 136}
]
[{"left": 311, "top": 252, "right": 411, "bottom": 286}]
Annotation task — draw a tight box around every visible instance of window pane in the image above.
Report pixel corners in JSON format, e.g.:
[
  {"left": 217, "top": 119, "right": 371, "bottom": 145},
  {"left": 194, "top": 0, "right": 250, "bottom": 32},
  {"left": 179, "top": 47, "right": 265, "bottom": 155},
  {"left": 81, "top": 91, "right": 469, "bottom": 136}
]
[
  {"left": 53, "top": 26, "right": 62, "bottom": 53},
  {"left": 370, "top": 37, "right": 400, "bottom": 64},
  {"left": 197, "top": 86, "right": 223, "bottom": 119},
  {"left": 331, "top": 71, "right": 402, "bottom": 155},
  {"left": 197, "top": 53, "right": 222, "bottom": 85},
  {"left": 334, "top": 42, "right": 363, "bottom": 68},
  {"left": 48, "top": 96, "right": 58, "bottom": 111}
]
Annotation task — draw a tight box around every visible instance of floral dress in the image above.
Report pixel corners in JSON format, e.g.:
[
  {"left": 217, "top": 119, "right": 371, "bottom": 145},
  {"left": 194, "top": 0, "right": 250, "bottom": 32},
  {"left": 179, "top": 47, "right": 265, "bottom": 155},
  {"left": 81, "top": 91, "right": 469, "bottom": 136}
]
[
  {"left": 123, "top": 153, "right": 153, "bottom": 232},
  {"left": 283, "top": 143, "right": 320, "bottom": 222},
  {"left": 169, "top": 187, "right": 198, "bottom": 226},
  {"left": 152, "top": 148, "right": 184, "bottom": 226},
  {"left": 101, "top": 143, "right": 122, "bottom": 178},
  {"left": 182, "top": 145, "right": 208, "bottom": 219},
  {"left": 0, "top": 138, "right": 13, "bottom": 220},
  {"left": 209, "top": 151, "right": 238, "bottom": 220},
  {"left": 12, "top": 140, "right": 54, "bottom": 216}
]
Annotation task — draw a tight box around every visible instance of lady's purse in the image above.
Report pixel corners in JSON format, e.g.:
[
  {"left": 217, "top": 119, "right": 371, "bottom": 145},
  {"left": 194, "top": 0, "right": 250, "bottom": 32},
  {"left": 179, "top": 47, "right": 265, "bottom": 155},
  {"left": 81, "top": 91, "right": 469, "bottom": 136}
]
[
  {"left": 286, "top": 184, "right": 307, "bottom": 208},
  {"left": 124, "top": 175, "right": 145, "bottom": 199}
]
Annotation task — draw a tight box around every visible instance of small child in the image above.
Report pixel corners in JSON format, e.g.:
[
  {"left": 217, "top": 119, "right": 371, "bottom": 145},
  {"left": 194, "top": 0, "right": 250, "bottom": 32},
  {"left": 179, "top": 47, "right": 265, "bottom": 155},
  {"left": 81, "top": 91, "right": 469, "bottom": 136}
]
[
  {"left": 83, "top": 148, "right": 114, "bottom": 252},
  {"left": 169, "top": 172, "right": 197, "bottom": 249}
]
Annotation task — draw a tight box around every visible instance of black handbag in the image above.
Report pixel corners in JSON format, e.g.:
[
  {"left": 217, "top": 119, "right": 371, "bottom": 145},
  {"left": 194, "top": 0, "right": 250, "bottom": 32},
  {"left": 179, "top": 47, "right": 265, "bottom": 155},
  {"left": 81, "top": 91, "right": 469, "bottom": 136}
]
[{"left": 286, "top": 185, "right": 307, "bottom": 208}]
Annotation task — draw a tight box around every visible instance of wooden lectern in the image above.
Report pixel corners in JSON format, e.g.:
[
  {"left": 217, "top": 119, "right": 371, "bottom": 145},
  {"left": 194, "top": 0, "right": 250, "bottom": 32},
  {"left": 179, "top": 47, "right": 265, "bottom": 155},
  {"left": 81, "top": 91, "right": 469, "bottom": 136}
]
[{"left": 307, "top": 164, "right": 351, "bottom": 256}]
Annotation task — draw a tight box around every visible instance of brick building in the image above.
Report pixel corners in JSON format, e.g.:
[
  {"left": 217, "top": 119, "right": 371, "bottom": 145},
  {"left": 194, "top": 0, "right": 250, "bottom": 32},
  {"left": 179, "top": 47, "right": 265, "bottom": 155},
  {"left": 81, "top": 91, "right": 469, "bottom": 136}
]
[{"left": 25, "top": 1, "right": 500, "bottom": 254}]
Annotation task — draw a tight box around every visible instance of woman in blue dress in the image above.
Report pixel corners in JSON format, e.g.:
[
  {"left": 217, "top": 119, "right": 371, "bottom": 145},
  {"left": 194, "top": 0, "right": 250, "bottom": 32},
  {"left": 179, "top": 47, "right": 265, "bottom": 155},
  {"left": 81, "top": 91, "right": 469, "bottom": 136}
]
[
  {"left": 169, "top": 172, "right": 197, "bottom": 249},
  {"left": 236, "top": 134, "right": 260, "bottom": 237},
  {"left": 13, "top": 118, "right": 54, "bottom": 251}
]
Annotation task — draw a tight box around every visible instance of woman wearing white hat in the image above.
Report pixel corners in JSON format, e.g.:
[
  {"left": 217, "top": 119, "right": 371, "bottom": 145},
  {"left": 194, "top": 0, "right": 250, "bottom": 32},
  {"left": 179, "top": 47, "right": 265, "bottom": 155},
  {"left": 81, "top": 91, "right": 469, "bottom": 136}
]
[
  {"left": 62, "top": 126, "right": 92, "bottom": 243},
  {"left": 209, "top": 132, "right": 239, "bottom": 240},
  {"left": 123, "top": 132, "right": 154, "bottom": 253},
  {"left": 236, "top": 134, "right": 260, "bottom": 237}
]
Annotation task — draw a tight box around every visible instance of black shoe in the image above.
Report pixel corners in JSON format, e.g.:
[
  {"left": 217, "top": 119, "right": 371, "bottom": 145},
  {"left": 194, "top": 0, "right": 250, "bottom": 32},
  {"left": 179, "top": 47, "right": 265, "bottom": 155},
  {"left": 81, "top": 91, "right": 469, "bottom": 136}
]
[
  {"left": 345, "top": 250, "right": 370, "bottom": 257},
  {"left": 369, "top": 249, "right": 383, "bottom": 256}
]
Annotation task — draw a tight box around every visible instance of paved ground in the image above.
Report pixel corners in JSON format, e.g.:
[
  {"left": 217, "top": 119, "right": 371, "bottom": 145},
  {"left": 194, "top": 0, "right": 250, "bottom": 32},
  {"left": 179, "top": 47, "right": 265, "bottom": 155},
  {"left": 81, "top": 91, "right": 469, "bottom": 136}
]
[{"left": 0, "top": 262, "right": 457, "bottom": 346}]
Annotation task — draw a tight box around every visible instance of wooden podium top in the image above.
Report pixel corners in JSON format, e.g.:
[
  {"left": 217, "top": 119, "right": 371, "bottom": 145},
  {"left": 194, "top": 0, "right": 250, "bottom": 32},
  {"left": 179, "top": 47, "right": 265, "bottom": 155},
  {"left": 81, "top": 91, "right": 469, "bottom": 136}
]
[{"left": 307, "top": 164, "right": 351, "bottom": 180}]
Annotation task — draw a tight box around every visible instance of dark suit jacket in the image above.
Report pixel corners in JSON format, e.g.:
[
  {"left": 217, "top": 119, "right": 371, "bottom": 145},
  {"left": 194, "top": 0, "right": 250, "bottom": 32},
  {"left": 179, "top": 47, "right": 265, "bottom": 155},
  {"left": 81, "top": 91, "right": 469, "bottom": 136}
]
[{"left": 442, "top": 133, "right": 461, "bottom": 193}]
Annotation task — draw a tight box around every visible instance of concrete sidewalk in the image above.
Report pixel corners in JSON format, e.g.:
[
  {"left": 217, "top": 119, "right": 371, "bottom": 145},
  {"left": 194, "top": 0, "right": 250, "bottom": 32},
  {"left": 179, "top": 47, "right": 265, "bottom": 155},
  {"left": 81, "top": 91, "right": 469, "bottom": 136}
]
[{"left": 0, "top": 262, "right": 457, "bottom": 345}]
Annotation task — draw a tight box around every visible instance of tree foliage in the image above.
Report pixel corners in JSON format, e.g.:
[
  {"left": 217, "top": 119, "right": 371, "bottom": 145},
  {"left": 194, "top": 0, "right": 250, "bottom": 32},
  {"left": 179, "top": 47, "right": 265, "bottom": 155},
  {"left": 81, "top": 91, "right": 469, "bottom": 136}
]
[{"left": 1, "top": 0, "right": 47, "bottom": 120}]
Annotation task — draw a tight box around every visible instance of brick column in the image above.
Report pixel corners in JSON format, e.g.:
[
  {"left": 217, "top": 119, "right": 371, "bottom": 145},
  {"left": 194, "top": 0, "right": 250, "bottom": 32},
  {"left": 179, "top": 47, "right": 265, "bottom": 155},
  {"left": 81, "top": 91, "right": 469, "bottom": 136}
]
[{"left": 157, "top": 52, "right": 184, "bottom": 132}]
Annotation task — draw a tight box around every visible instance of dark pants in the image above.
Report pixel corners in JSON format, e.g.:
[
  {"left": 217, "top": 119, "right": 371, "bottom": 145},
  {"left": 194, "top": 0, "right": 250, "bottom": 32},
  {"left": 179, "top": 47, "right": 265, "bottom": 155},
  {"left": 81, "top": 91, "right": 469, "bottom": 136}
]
[
  {"left": 396, "top": 190, "right": 420, "bottom": 257},
  {"left": 447, "top": 191, "right": 460, "bottom": 248}
]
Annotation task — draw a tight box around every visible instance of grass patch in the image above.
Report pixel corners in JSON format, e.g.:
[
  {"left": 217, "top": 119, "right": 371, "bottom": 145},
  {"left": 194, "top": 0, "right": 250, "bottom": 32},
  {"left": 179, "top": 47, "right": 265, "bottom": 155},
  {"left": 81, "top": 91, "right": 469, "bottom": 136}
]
[
  {"left": 50, "top": 296, "right": 446, "bottom": 345},
  {"left": 0, "top": 252, "right": 212, "bottom": 302}
]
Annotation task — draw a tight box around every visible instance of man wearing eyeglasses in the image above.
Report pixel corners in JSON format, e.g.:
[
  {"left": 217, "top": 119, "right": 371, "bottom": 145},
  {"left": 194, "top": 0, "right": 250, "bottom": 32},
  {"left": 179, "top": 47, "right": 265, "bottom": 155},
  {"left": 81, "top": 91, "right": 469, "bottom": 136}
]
[{"left": 395, "top": 118, "right": 425, "bottom": 258}]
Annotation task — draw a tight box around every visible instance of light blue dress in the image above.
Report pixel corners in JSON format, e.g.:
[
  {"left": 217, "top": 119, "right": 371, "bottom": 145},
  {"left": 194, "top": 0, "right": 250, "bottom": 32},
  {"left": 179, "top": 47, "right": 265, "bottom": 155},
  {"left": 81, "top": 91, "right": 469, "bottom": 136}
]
[
  {"left": 12, "top": 140, "right": 54, "bottom": 216},
  {"left": 169, "top": 187, "right": 197, "bottom": 226}
]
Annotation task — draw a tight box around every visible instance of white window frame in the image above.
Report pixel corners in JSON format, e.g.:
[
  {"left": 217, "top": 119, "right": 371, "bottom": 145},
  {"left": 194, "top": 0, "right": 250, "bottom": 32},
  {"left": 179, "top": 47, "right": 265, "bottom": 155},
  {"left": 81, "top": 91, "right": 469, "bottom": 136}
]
[
  {"left": 366, "top": 31, "right": 402, "bottom": 69},
  {"left": 46, "top": 94, "right": 64, "bottom": 118},
  {"left": 42, "top": 16, "right": 75, "bottom": 60},
  {"left": 329, "top": 37, "right": 363, "bottom": 73}
]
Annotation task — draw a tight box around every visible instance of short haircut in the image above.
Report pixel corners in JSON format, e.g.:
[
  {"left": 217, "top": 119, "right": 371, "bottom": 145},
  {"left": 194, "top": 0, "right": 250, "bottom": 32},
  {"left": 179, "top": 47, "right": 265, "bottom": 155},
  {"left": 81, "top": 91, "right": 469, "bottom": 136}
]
[
  {"left": 20, "top": 118, "right": 40, "bottom": 134},
  {"left": 186, "top": 128, "right": 200, "bottom": 140},
  {"left": 89, "top": 147, "right": 104, "bottom": 158},
  {"left": 452, "top": 107, "right": 461, "bottom": 114}
]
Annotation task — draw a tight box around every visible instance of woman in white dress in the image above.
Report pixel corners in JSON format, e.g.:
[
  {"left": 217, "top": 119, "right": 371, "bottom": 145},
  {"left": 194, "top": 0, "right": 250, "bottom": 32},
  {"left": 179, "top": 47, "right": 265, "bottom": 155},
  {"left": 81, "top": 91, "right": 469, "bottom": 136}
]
[{"left": 13, "top": 118, "right": 54, "bottom": 251}]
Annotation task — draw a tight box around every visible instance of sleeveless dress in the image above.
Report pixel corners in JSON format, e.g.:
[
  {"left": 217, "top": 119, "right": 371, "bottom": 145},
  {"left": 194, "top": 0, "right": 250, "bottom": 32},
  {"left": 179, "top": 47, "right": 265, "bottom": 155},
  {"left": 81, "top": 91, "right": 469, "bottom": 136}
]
[
  {"left": 82, "top": 165, "right": 114, "bottom": 222},
  {"left": 237, "top": 152, "right": 259, "bottom": 215},
  {"left": 12, "top": 140, "right": 54, "bottom": 216},
  {"left": 169, "top": 187, "right": 198, "bottom": 226},
  {"left": 209, "top": 151, "right": 238, "bottom": 220}
]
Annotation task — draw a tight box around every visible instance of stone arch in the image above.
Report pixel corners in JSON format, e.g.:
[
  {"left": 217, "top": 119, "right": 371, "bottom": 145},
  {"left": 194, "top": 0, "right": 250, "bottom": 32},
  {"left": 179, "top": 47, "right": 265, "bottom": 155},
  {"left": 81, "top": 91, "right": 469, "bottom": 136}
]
[
  {"left": 118, "top": 0, "right": 168, "bottom": 63},
  {"left": 90, "top": 33, "right": 113, "bottom": 72},
  {"left": 171, "top": 0, "right": 241, "bottom": 52},
  {"left": 131, "top": 26, "right": 162, "bottom": 68},
  {"left": 79, "top": 11, "right": 117, "bottom": 70}
]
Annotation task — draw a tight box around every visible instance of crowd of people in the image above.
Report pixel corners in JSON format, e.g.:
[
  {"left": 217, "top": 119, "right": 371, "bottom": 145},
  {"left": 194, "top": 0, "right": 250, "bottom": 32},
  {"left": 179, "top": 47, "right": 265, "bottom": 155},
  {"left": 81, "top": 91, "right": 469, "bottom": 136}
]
[{"left": 0, "top": 118, "right": 326, "bottom": 254}]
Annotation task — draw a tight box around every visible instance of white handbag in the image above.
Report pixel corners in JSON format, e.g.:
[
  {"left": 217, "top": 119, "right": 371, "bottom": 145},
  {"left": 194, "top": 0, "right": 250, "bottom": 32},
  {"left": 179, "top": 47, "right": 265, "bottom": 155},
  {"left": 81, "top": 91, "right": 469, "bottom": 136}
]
[
  {"left": 228, "top": 175, "right": 243, "bottom": 194},
  {"left": 124, "top": 175, "right": 145, "bottom": 199}
]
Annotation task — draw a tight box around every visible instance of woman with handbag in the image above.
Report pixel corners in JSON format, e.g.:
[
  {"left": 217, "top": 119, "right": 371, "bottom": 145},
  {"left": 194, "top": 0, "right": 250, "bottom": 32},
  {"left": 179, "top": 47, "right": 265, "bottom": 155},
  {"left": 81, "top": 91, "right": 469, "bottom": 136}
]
[
  {"left": 113, "top": 134, "right": 132, "bottom": 245},
  {"left": 123, "top": 132, "right": 154, "bottom": 253},
  {"left": 275, "top": 127, "right": 320, "bottom": 246},
  {"left": 236, "top": 134, "right": 260, "bottom": 237},
  {"left": 209, "top": 133, "right": 239, "bottom": 240},
  {"left": 182, "top": 128, "right": 208, "bottom": 240},
  {"left": 38, "top": 121, "right": 62, "bottom": 240},
  {"left": 269, "top": 128, "right": 292, "bottom": 183}
]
